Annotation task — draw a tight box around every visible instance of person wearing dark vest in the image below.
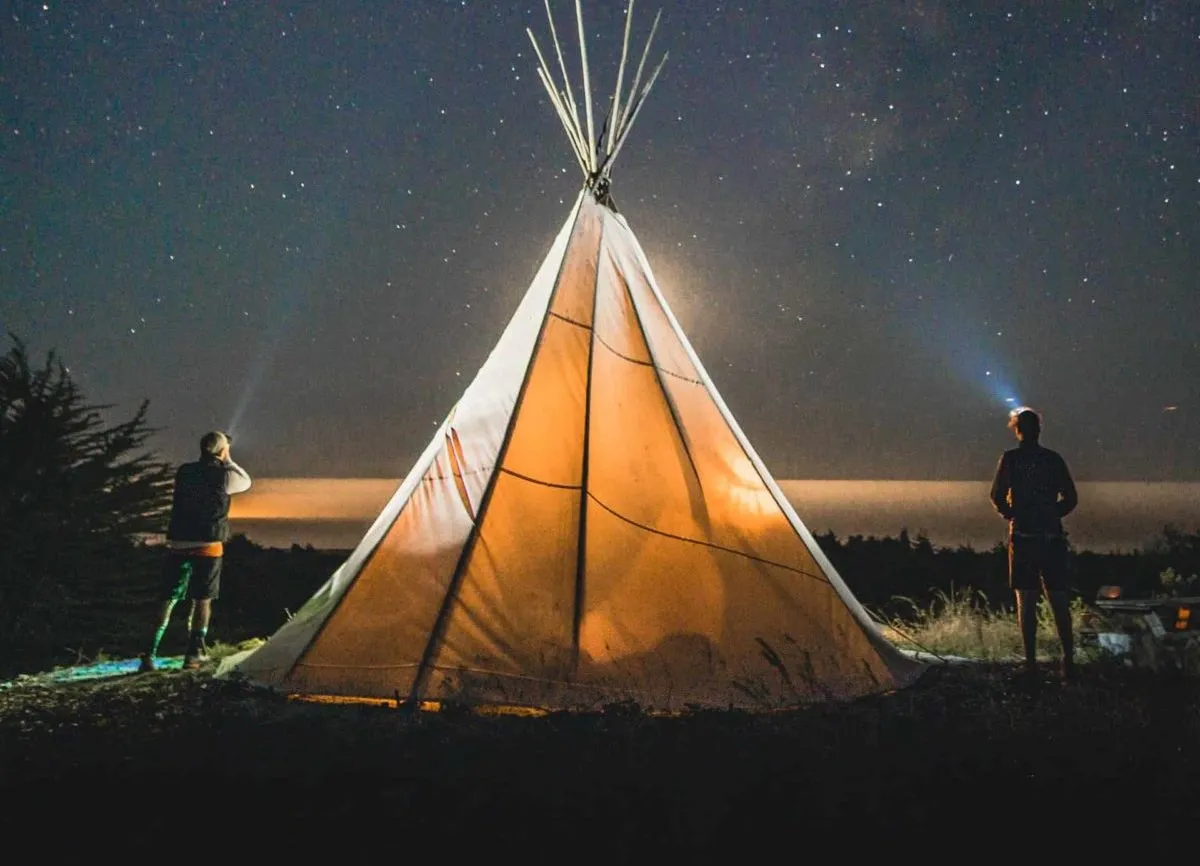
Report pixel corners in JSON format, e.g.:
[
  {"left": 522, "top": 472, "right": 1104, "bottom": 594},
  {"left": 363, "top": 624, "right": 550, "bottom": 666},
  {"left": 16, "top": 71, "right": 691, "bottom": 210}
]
[
  {"left": 989, "top": 407, "right": 1079, "bottom": 683},
  {"left": 139, "top": 430, "right": 252, "bottom": 672}
]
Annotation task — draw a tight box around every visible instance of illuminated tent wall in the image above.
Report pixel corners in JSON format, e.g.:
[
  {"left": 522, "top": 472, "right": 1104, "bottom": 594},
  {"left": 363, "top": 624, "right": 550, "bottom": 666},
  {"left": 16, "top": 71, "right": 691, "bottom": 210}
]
[{"left": 223, "top": 1, "right": 924, "bottom": 710}]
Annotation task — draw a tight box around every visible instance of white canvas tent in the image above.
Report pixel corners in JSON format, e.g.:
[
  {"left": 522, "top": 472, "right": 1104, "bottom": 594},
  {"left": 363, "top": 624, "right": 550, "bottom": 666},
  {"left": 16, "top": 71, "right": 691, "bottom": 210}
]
[{"left": 223, "top": 2, "right": 923, "bottom": 710}]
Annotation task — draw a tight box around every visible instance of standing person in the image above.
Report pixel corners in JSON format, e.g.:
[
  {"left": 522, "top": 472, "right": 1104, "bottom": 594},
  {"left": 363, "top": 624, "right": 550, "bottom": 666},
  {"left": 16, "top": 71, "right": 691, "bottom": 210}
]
[
  {"left": 989, "top": 407, "right": 1079, "bottom": 682},
  {"left": 139, "top": 431, "right": 251, "bottom": 672}
]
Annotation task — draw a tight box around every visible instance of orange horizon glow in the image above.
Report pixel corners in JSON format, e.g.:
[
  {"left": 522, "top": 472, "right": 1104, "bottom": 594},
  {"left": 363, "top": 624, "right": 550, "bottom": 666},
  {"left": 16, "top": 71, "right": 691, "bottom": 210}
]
[
  {"left": 230, "top": 478, "right": 1195, "bottom": 523},
  {"left": 231, "top": 478, "right": 1002, "bottom": 521},
  {"left": 230, "top": 478, "right": 401, "bottom": 520},
  {"left": 227, "top": 477, "right": 1196, "bottom": 557}
]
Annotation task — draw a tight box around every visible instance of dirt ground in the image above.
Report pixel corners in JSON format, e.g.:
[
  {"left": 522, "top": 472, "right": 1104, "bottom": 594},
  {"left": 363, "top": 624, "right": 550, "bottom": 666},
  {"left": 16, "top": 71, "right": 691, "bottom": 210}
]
[{"left": 2, "top": 659, "right": 1197, "bottom": 859}]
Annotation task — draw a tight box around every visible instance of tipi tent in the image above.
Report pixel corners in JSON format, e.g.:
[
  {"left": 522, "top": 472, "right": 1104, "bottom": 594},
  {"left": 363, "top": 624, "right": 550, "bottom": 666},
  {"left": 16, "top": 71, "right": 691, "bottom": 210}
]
[{"left": 223, "top": 2, "right": 923, "bottom": 711}]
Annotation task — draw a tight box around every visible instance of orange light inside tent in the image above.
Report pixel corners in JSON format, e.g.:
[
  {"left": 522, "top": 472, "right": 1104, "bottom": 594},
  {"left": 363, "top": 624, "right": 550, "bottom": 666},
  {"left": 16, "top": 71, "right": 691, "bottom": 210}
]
[
  {"left": 288, "top": 693, "right": 442, "bottom": 711},
  {"left": 285, "top": 694, "right": 550, "bottom": 717}
]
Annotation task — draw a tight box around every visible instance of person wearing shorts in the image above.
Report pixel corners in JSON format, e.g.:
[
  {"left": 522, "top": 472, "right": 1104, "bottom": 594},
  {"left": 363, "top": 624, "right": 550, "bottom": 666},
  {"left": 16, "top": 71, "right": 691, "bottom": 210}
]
[
  {"left": 139, "top": 431, "right": 251, "bottom": 672},
  {"left": 158, "top": 550, "right": 223, "bottom": 608},
  {"left": 990, "top": 407, "right": 1079, "bottom": 681}
]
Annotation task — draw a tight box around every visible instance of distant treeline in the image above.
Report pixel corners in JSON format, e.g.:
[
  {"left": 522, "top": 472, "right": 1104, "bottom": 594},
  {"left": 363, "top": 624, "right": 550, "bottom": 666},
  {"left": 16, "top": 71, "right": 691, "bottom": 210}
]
[
  {"left": 815, "top": 526, "right": 1199, "bottom": 617},
  {"left": 4, "top": 527, "right": 1197, "bottom": 681}
]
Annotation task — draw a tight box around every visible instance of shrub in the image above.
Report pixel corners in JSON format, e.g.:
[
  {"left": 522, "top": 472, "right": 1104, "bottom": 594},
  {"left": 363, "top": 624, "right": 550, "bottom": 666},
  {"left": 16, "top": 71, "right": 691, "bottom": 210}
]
[{"left": 0, "top": 335, "right": 173, "bottom": 673}]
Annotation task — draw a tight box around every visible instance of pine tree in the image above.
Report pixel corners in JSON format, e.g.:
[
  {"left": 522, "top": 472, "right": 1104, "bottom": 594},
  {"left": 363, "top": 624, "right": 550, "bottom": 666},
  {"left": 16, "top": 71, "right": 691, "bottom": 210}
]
[{"left": 0, "top": 335, "right": 174, "bottom": 667}]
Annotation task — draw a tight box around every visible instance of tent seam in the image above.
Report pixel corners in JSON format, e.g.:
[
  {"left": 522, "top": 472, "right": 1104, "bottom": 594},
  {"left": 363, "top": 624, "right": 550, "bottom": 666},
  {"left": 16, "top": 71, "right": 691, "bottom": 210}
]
[
  {"left": 570, "top": 196, "right": 606, "bottom": 673},
  {"left": 585, "top": 492, "right": 832, "bottom": 585}
]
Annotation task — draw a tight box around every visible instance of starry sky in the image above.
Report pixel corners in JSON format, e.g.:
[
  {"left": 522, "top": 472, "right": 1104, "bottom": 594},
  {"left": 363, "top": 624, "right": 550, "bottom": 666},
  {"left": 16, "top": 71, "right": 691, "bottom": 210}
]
[{"left": 3, "top": 1, "right": 1197, "bottom": 483}]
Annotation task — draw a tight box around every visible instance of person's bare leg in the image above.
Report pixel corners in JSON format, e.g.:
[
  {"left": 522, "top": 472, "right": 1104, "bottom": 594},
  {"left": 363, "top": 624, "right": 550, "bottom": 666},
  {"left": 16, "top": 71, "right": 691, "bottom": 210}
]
[
  {"left": 185, "top": 598, "right": 213, "bottom": 662},
  {"left": 1047, "top": 590, "right": 1074, "bottom": 678},
  {"left": 192, "top": 598, "right": 212, "bottom": 631},
  {"left": 148, "top": 600, "right": 176, "bottom": 654},
  {"left": 140, "top": 599, "right": 177, "bottom": 670}
]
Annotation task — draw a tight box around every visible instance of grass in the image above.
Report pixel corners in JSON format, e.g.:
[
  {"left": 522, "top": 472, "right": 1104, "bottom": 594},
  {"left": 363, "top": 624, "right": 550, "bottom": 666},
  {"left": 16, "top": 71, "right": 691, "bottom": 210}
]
[
  {"left": 206, "top": 636, "right": 265, "bottom": 661},
  {"left": 876, "top": 588, "right": 1094, "bottom": 662}
]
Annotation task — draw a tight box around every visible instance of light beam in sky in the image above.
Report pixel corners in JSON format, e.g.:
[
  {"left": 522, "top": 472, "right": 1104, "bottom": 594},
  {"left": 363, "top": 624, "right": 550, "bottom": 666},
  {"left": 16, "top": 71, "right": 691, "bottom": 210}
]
[
  {"left": 225, "top": 208, "right": 338, "bottom": 440},
  {"left": 227, "top": 347, "right": 272, "bottom": 442},
  {"left": 982, "top": 365, "right": 1022, "bottom": 415}
]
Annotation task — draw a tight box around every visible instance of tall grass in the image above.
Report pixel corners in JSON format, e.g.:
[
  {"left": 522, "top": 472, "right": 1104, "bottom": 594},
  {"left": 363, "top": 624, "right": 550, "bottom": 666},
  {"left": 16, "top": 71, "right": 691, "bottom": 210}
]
[{"left": 876, "top": 588, "right": 1089, "bottom": 661}]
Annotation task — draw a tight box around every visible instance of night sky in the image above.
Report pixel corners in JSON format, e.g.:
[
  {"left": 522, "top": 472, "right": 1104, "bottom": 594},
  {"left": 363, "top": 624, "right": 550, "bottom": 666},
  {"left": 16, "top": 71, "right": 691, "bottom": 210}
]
[{"left": 3, "top": 1, "right": 1197, "bottom": 483}]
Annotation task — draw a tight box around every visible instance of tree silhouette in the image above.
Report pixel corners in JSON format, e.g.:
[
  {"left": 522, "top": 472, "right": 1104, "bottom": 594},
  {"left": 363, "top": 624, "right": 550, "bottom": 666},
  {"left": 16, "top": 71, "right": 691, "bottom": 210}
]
[{"left": 0, "top": 335, "right": 174, "bottom": 661}]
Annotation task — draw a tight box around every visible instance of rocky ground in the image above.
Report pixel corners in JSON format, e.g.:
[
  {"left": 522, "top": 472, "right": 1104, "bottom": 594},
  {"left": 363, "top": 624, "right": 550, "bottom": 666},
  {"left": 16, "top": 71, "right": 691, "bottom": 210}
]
[{"left": 2, "top": 658, "right": 1197, "bottom": 859}]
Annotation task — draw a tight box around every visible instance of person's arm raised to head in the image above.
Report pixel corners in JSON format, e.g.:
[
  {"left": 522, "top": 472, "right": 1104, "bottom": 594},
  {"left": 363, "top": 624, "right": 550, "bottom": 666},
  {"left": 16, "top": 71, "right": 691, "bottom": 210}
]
[{"left": 223, "top": 459, "right": 252, "bottom": 494}]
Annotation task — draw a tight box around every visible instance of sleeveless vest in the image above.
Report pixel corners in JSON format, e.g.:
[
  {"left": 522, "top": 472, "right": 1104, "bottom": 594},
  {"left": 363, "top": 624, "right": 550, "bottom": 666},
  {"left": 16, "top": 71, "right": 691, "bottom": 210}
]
[{"left": 166, "top": 456, "right": 231, "bottom": 542}]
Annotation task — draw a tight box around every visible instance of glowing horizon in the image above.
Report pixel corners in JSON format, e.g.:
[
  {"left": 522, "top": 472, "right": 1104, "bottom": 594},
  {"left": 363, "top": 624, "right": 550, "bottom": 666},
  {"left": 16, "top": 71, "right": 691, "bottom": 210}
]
[
  {"left": 231, "top": 478, "right": 1196, "bottom": 521},
  {"left": 227, "top": 478, "right": 1198, "bottom": 555}
]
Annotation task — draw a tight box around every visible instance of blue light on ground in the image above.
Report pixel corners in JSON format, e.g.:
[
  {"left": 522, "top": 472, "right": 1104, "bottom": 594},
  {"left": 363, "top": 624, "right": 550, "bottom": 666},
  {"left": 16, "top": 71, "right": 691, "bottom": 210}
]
[{"left": 0, "top": 657, "right": 185, "bottom": 688}]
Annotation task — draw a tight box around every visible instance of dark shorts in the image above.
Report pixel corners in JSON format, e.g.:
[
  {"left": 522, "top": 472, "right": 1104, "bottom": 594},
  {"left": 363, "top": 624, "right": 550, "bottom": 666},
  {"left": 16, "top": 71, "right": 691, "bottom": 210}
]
[
  {"left": 1009, "top": 533, "right": 1070, "bottom": 592},
  {"left": 159, "top": 551, "right": 222, "bottom": 601}
]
